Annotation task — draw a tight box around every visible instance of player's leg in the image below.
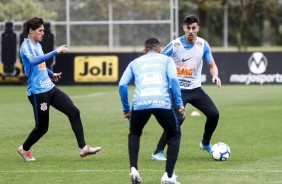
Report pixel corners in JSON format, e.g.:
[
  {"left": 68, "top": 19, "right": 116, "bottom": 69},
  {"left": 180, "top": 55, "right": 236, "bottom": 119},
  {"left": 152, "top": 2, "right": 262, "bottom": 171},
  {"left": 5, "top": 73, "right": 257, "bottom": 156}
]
[
  {"left": 129, "top": 109, "right": 150, "bottom": 169},
  {"left": 128, "top": 109, "right": 150, "bottom": 183},
  {"left": 18, "top": 92, "right": 50, "bottom": 161},
  {"left": 50, "top": 87, "right": 101, "bottom": 157},
  {"left": 23, "top": 92, "right": 50, "bottom": 149},
  {"left": 50, "top": 87, "right": 86, "bottom": 148},
  {"left": 152, "top": 90, "right": 187, "bottom": 160},
  {"left": 189, "top": 88, "right": 219, "bottom": 151},
  {"left": 153, "top": 109, "right": 181, "bottom": 180}
]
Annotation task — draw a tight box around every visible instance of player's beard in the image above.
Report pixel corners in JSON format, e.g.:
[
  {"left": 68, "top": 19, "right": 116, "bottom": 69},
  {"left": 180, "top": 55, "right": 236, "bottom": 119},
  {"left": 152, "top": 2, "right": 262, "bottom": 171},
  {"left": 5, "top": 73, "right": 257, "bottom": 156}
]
[{"left": 187, "top": 34, "right": 194, "bottom": 43}]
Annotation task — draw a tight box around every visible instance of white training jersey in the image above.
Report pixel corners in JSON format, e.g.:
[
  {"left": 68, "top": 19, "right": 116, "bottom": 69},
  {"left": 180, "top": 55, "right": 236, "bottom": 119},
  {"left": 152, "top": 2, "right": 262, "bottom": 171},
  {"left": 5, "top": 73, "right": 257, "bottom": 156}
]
[{"left": 161, "top": 36, "right": 214, "bottom": 90}]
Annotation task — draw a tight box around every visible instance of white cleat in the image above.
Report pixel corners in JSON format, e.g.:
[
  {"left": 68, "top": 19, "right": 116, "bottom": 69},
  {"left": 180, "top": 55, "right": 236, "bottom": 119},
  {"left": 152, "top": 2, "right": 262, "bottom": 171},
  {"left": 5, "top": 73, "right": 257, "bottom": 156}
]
[
  {"left": 130, "top": 167, "right": 142, "bottom": 184},
  {"left": 161, "top": 172, "right": 181, "bottom": 184},
  {"left": 79, "top": 145, "right": 101, "bottom": 158},
  {"left": 17, "top": 145, "right": 36, "bottom": 161},
  {"left": 151, "top": 151, "right": 167, "bottom": 161}
]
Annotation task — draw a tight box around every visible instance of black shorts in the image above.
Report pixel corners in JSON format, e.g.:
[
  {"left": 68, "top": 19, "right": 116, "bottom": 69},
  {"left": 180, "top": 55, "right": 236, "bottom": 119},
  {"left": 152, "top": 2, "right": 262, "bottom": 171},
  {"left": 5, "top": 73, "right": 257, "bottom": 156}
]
[{"left": 129, "top": 108, "right": 181, "bottom": 137}]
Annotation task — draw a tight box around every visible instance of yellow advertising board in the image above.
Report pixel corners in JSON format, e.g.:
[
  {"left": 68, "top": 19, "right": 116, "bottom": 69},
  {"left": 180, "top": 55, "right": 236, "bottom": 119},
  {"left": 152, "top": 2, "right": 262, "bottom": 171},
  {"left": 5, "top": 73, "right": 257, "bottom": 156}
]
[
  {"left": 74, "top": 56, "right": 118, "bottom": 82},
  {"left": 0, "top": 63, "right": 23, "bottom": 83}
]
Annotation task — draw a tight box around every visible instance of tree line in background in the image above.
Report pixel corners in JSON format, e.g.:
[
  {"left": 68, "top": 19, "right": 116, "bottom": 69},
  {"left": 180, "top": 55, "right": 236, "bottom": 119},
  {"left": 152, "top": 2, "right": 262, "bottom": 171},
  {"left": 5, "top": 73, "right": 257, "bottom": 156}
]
[
  {"left": 0, "top": 0, "right": 281, "bottom": 51},
  {"left": 179, "top": 0, "right": 282, "bottom": 51}
]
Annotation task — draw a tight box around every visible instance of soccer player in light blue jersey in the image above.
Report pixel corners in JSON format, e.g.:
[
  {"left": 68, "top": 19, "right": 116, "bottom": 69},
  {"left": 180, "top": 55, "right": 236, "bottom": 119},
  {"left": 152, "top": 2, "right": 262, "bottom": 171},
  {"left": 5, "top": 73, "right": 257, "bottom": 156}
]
[
  {"left": 119, "top": 38, "right": 185, "bottom": 184},
  {"left": 152, "top": 15, "right": 222, "bottom": 161},
  {"left": 17, "top": 17, "right": 101, "bottom": 161}
]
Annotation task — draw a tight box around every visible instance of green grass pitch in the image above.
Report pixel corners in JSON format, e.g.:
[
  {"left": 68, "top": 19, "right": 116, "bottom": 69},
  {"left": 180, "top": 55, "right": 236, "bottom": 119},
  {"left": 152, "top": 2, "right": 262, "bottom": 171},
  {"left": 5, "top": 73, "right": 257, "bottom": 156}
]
[{"left": 0, "top": 85, "right": 281, "bottom": 184}]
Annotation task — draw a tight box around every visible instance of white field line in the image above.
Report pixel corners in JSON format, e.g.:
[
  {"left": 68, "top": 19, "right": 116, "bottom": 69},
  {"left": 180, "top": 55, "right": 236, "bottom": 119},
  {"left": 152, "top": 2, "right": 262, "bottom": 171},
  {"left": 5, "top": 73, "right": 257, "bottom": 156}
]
[{"left": 1, "top": 169, "right": 282, "bottom": 173}]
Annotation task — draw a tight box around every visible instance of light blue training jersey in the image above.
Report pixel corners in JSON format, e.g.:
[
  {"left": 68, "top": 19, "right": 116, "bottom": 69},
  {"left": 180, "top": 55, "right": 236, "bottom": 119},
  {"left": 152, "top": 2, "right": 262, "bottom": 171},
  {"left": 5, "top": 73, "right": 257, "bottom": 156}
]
[
  {"left": 20, "top": 38, "right": 57, "bottom": 96},
  {"left": 161, "top": 36, "right": 214, "bottom": 89},
  {"left": 119, "top": 51, "right": 183, "bottom": 112}
]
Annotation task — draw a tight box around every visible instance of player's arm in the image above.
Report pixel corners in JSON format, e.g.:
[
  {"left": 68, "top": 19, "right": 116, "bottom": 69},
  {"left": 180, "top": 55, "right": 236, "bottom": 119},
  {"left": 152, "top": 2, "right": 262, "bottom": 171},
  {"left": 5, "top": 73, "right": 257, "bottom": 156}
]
[
  {"left": 204, "top": 41, "right": 221, "bottom": 88},
  {"left": 25, "top": 45, "right": 68, "bottom": 66},
  {"left": 119, "top": 63, "right": 134, "bottom": 119},
  {"left": 160, "top": 42, "right": 173, "bottom": 56},
  {"left": 26, "top": 50, "right": 57, "bottom": 66},
  {"left": 47, "top": 69, "right": 62, "bottom": 82},
  {"left": 208, "top": 62, "right": 221, "bottom": 87}
]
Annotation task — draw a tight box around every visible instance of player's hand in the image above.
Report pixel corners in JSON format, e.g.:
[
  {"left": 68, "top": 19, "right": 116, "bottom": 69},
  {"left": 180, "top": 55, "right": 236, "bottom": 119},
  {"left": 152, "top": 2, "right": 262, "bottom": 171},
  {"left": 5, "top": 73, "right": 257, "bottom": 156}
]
[
  {"left": 51, "top": 72, "right": 62, "bottom": 82},
  {"left": 212, "top": 76, "right": 221, "bottom": 88},
  {"left": 56, "top": 44, "right": 69, "bottom": 54},
  {"left": 123, "top": 111, "right": 131, "bottom": 120},
  {"left": 178, "top": 106, "right": 185, "bottom": 118}
]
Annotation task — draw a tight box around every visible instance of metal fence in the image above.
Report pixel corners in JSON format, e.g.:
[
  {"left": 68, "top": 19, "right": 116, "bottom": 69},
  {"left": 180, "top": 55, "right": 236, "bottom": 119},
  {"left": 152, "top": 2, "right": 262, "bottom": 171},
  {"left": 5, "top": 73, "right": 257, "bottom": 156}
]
[{"left": 0, "top": 0, "right": 178, "bottom": 52}]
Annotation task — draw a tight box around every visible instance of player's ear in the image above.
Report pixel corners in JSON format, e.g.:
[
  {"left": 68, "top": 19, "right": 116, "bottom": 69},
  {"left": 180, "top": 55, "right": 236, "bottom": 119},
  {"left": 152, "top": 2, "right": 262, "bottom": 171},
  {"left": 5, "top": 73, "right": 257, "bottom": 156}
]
[
  {"left": 158, "top": 47, "right": 162, "bottom": 53},
  {"left": 29, "top": 28, "right": 33, "bottom": 34},
  {"left": 156, "top": 46, "right": 161, "bottom": 53},
  {"left": 143, "top": 48, "right": 148, "bottom": 54}
]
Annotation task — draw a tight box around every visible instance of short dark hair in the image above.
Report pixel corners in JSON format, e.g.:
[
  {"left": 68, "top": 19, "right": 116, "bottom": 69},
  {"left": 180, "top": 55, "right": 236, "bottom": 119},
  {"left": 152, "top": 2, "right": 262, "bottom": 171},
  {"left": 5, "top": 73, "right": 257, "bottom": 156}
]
[
  {"left": 145, "top": 38, "right": 160, "bottom": 50},
  {"left": 183, "top": 15, "right": 199, "bottom": 25},
  {"left": 25, "top": 17, "right": 44, "bottom": 34}
]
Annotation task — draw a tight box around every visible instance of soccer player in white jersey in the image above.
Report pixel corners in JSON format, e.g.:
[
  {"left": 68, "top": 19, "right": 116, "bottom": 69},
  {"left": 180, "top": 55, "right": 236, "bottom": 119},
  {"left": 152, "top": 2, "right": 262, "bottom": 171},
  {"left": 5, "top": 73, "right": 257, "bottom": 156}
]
[
  {"left": 17, "top": 17, "right": 101, "bottom": 161},
  {"left": 151, "top": 15, "right": 221, "bottom": 161},
  {"left": 119, "top": 38, "right": 185, "bottom": 184}
]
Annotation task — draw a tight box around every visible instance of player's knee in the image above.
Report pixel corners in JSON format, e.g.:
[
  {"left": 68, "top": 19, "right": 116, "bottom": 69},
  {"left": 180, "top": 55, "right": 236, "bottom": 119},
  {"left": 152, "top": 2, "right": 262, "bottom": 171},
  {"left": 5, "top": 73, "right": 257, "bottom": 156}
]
[
  {"left": 68, "top": 106, "right": 80, "bottom": 118},
  {"left": 167, "top": 131, "right": 181, "bottom": 139},
  {"left": 208, "top": 109, "right": 219, "bottom": 121},
  {"left": 36, "top": 126, "right": 48, "bottom": 135}
]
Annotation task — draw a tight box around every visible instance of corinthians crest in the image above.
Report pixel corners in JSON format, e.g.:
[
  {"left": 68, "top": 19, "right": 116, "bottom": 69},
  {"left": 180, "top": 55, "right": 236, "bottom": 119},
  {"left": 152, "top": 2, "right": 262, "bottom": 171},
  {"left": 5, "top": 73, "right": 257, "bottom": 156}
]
[{"left": 40, "top": 102, "right": 48, "bottom": 111}]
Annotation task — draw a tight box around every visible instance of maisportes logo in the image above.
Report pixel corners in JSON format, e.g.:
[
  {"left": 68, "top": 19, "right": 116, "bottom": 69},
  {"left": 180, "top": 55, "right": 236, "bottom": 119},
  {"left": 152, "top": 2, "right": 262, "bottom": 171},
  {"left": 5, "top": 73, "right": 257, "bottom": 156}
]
[{"left": 248, "top": 52, "right": 268, "bottom": 74}]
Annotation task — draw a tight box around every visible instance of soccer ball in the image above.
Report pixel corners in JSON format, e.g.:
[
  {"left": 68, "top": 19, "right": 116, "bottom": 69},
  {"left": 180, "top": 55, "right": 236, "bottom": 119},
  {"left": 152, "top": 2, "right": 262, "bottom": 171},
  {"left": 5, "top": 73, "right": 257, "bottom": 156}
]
[{"left": 211, "top": 142, "right": 231, "bottom": 161}]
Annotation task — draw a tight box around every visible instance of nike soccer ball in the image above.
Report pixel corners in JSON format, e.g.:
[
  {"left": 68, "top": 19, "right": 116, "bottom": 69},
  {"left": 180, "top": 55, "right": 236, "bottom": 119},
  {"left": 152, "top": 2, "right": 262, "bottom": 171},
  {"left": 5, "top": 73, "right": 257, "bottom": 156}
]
[{"left": 211, "top": 142, "right": 231, "bottom": 161}]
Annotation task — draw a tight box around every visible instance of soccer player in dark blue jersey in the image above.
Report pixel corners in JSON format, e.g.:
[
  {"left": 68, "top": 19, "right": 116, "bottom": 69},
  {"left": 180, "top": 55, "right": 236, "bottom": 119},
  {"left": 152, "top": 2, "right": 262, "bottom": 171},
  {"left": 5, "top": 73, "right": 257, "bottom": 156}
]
[{"left": 17, "top": 17, "right": 101, "bottom": 161}]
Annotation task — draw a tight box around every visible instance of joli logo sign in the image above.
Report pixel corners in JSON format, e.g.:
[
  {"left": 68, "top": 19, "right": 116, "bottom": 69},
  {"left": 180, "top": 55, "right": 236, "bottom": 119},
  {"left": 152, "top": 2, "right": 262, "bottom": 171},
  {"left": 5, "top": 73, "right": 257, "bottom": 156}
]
[{"left": 74, "top": 56, "right": 118, "bottom": 82}]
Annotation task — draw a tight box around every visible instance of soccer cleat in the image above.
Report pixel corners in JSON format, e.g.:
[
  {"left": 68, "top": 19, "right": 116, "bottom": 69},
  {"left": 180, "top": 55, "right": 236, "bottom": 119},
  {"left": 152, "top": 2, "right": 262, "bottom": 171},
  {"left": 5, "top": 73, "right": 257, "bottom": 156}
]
[
  {"left": 161, "top": 172, "right": 181, "bottom": 184},
  {"left": 151, "top": 151, "right": 167, "bottom": 161},
  {"left": 17, "top": 145, "right": 36, "bottom": 161},
  {"left": 130, "top": 167, "right": 142, "bottom": 184},
  {"left": 79, "top": 145, "right": 101, "bottom": 158},
  {"left": 199, "top": 141, "right": 212, "bottom": 154}
]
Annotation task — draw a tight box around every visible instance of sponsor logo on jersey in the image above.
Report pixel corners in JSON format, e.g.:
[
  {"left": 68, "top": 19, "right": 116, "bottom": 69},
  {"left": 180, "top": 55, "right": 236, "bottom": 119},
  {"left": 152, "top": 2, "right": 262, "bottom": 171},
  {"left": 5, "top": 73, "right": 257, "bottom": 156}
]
[
  {"left": 179, "top": 79, "right": 191, "bottom": 87},
  {"left": 174, "top": 42, "right": 180, "bottom": 47},
  {"left": 140, "top": 72, "right": 162, "bottom": 85},
  {"left": 38, "top": 62, "right": 46, "bottom": 69},
  {"left": 136, "top": 100, "right": 166, "bottom": 106},
  {"left": 140, "top": 88, "right": 161, "bottom": 96},
  {"left": 196, "top": 41, "right": 202, "bottom": 46},
  {"left": 74, "top": 56, "right": 118, "bottom": 82},
  {"left": 40, "top": 78, "right": 52, "bottom": 89},
  {"left": 181, "top": 57, "right": 191, "bottom": 62},
  {"left": 177, "top": 68, "right": 192, "bottom": 77}
]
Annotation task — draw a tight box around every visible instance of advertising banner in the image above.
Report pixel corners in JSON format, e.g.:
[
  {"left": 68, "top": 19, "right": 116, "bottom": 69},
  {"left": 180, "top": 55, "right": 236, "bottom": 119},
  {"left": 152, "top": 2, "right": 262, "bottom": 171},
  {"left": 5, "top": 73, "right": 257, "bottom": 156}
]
[
  {"left": 54, "top": 52, "right": 141, "bottom": 85},
  {"left": 1, "top": 52, "right": 281, "bottom": 85},
  {"left": 202, "top": 52, "right": 282, "bottom": 85}
]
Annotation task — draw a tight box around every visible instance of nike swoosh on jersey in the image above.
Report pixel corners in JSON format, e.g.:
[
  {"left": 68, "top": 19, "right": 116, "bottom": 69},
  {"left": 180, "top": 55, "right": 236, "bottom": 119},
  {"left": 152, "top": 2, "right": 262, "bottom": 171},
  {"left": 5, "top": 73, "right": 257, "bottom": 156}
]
[{"left": 182, "top": 57, "right": 192, "bottom": 62}]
